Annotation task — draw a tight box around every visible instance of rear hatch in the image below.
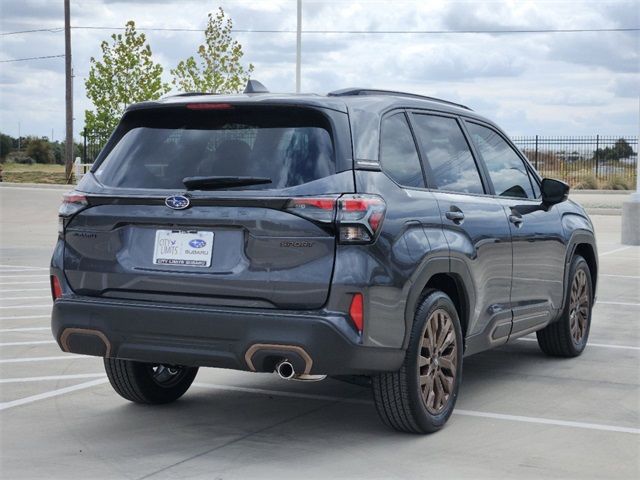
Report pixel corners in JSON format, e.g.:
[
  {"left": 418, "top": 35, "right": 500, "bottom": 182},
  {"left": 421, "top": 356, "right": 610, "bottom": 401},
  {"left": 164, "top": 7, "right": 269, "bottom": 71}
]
[{"left": 62, "top": 103, "right": 354, "bottom": 309}]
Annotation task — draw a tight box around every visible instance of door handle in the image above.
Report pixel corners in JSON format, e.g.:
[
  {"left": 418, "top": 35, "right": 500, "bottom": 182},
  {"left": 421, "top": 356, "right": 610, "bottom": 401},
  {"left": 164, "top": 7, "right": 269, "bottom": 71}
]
[
  {"left": 509, "top": 214, "right": 523, "bottom": 227},
  {"left": 445, "top": 210, "right": 465, "bottom": 223}
]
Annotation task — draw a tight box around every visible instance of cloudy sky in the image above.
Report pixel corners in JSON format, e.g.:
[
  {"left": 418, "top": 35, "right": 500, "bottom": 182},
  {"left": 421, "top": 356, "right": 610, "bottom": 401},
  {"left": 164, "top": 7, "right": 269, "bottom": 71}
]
[{"left": 1, "top": 0, "right": 638, "bottom": 141}]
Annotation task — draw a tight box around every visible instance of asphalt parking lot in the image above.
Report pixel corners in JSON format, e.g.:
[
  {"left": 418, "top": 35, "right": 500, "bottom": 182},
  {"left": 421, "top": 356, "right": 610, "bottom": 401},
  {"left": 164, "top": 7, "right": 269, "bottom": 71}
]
[{"left": 0, "top": 185, "right": 638, "bottom": 480}]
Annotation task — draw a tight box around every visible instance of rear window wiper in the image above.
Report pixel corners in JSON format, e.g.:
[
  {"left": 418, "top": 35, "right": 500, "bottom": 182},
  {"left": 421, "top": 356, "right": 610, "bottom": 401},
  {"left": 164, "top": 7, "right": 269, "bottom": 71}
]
[{"left": 182, "top": 176, "right": 272, "bottom": 190}]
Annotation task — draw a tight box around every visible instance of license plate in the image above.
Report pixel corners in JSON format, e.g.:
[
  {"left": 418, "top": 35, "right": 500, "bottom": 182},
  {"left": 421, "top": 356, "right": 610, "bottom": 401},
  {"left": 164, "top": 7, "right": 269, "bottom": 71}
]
[{"left": 153, "top": 230, "right": 214, "bottom": 267}]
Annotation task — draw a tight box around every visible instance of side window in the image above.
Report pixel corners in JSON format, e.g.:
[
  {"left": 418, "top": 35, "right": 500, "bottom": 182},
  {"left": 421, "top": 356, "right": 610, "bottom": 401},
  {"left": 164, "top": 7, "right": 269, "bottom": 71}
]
[
  {"left": 411, "top": 114, "right": 485, "bottom": 194},
  {"left": 466, "top": 123, "right": 535, "bottom": 199},
  {"left": 379, "top": 113, "right": 425, "bottom": 188}
]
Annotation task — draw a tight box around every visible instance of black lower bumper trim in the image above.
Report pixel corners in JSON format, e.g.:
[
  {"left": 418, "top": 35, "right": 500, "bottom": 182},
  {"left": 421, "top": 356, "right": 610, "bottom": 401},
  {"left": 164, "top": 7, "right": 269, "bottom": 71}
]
[{"left": 51, "top": 296, "right": 404, "bottom": 376}]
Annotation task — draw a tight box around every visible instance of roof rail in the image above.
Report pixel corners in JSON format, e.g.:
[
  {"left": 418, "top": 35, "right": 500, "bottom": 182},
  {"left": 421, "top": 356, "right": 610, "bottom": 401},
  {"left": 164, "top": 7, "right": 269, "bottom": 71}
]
[{"left": 327, "top": 88, "right": 472, "bottom": 111}]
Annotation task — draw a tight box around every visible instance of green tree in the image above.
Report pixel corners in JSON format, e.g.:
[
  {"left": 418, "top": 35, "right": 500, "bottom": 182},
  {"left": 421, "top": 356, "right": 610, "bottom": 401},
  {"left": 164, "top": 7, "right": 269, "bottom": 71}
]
[
  {"left": 25, "top": 137, "right": 54, "bottom": 164},
  {"left": 84, "top": 21, "right": 170, "bottom": 134},
  {"left": 171, "top": 8, "right": 254, "bottom": 93},
  {"left": 613, "top": 138, "right": 634, "bottom": 159},
  {"left": 0, "top": 133, "right": 13, "bottom": 161}
]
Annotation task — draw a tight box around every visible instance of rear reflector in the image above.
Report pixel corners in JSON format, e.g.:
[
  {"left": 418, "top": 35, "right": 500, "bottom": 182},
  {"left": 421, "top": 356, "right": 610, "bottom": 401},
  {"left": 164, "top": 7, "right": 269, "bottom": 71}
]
[
  {"left": 50, "top": 275, "right": 62, "bottom": 301},
  {"left": 349, "top": 293, "right": 364, "bottom": 333},
  {"left": 186, "top": 103, "right": 234, "bottom": 110}
]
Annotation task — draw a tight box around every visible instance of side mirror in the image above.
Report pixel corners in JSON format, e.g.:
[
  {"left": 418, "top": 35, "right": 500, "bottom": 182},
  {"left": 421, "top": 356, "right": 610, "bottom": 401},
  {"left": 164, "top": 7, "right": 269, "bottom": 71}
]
[{"left": 541, "top": 178, "right": 570, "bottom": 205}]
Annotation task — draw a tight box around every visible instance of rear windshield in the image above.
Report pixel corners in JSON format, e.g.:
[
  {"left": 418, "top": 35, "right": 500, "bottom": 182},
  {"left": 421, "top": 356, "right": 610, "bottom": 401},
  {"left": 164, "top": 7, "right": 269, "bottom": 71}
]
[{"left": 93, "top": 106, "right": 335, "bottom": 190}]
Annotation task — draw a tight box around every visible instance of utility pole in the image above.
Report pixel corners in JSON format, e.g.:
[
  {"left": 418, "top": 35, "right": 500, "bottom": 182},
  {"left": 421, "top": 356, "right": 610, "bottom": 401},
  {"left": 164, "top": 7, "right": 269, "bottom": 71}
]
[
  {"left": 295, "top": 0, "right": 301, "bottom": 93},
  {"left": 64, "top": 0, "right": 73, "bottom": 183}
]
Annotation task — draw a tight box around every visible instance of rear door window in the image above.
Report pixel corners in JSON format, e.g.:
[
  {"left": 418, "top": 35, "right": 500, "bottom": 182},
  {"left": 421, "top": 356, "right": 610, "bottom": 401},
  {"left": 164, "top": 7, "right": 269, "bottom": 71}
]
[
  {"left": 411, "top": 114, "right": 485, "bottom": 194},
  {"left": 94, "top": 107, "right": 336, "bottom": 190},
  {"left": 466, "top": 122, "right": 535, "bottom": 199},
  {"left": 379, "top": 112, "right": 425, "bottom": 188}
]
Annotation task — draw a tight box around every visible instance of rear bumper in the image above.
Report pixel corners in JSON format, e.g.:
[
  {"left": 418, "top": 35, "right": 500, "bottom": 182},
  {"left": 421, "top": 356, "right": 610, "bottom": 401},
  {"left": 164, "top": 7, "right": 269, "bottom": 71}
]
[{"left": 51, "top": 295, "right": 404, "bottom": 375}]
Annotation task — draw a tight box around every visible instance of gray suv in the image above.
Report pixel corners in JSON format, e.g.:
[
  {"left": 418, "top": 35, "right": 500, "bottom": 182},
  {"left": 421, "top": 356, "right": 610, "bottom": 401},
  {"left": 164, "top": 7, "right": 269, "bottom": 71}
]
[{"left": 51, "top": 83, "right": 597, "bottom": 433}]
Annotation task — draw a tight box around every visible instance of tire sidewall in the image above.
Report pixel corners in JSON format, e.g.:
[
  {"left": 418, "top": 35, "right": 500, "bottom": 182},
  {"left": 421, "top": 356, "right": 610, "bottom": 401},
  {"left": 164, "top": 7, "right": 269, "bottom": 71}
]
[
  {"left": 406, "top": 291, "right": 464, "bottom": 432},
  {"left": 563, "top": 255, "right": 593, "bottom": 355}
]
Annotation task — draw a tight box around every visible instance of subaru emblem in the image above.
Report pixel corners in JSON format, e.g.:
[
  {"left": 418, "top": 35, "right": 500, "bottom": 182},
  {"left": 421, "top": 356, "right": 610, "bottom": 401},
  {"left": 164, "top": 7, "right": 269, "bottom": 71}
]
[{"left": 165, "top": 195, "right": 190, "bottom": 210}]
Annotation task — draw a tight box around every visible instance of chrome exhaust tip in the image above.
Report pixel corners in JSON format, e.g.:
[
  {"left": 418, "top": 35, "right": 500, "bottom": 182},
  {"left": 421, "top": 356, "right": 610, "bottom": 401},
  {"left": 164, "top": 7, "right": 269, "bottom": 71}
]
[{"left": 275, "top": 360, "right": 295, "bottom": 380}]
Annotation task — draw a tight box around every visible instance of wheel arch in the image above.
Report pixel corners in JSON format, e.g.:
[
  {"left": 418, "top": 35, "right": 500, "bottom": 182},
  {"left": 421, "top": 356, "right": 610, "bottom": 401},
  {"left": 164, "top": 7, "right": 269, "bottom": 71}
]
[
  {"left": 562, "top": 231, "right": 598, "bottom": 313},
  {"left": 403, "top": 257, "right": 475, "bottom": 351}
]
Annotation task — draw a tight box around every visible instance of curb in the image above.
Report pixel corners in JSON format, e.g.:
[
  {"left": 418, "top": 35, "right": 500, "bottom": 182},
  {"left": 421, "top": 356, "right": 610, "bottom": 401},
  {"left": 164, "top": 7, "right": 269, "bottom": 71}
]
[
  {"left": 585, "top": 208, "right": 621, "bottom": 216},
  {"left": 0, "top": 182, "right": 72, "bottom": 190}
]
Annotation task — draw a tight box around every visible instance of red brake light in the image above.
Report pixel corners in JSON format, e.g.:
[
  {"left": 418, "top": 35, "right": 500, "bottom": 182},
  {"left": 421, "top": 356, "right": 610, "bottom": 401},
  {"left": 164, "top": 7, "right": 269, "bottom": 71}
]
[
  {"left": 349, "top": 293, "right": 364, "bottom": 333},
  {"left": 285, "top": 197, "right": 337, "bottom": 223},
  {"left": 186, "top": 103, "right": 233, "bottom": 110},
  {"left": 50, "top": 275, "right": 62, "bottom": 301}
]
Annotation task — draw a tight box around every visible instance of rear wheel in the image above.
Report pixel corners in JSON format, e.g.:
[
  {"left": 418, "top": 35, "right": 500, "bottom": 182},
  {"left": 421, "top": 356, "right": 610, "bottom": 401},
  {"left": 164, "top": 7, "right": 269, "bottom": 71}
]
[
  {"left": 104, "top": 358, "right": 198, "bottom": 404},
  {"left": 372, "top": 290, "right": 463, "bottom": 433},
  {"left": 537, "top": 254, "right": 592, "bottom": 357}
]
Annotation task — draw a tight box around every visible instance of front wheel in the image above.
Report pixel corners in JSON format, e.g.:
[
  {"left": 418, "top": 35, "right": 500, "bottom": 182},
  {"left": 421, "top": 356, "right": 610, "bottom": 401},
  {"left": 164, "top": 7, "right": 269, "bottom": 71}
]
[
  {"left": 537, "top": 254, "right": 593, "bottom": 357},
  {"left": 372, "top": 290, "right": 463, "bottom": 433},
  {"left": 104, "top": 358, "right": 198, "bottom": 404}
]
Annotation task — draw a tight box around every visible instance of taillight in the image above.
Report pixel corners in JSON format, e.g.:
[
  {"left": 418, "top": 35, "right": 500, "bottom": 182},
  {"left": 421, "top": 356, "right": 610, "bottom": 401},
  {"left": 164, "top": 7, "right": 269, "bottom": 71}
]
[
  {"left": 337, "top": 194, "right": 386, "bottom": 244},
  {"left": 50, "top": 275, "right": 62, "bottom": 301},
  {"left": 349, "top": 293, "right": 364, "bottom": 333},
  {"left": 284, "top": 197, "right": 337, "bottom": 223},
  {"left": 59, "top": 191, "right": 88, "bottom": 216}
]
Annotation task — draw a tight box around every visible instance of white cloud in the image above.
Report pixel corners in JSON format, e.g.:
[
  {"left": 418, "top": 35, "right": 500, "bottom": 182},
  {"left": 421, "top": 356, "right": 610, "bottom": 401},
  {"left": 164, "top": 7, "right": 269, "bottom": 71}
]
[{"left": 0, "top": 0, "right": 638, "bottom": 141}]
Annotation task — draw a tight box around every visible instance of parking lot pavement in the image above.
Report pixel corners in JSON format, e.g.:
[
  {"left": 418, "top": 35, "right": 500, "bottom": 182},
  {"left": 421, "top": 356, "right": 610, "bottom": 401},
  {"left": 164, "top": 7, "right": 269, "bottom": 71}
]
[{"left": 0, "top": 186, "right": 638, "bottom": 480}]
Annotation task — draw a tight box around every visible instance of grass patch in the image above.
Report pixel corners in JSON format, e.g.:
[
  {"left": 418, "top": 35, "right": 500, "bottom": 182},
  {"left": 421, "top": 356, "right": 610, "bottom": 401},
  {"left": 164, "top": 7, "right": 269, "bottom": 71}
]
[{"left": 0, "top": 162, "right": 73, "bottom": 184}]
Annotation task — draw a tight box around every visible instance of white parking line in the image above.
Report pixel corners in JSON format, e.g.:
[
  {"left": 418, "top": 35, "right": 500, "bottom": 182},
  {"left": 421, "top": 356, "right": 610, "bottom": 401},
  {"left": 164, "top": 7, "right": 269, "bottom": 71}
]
[
  {"left": 0, "top": 378, "right": 108, "bottom": 411},
  {"left": 0, "top": 314, "right": 50, "bottom": 320},
  {"left": 0, "top": 275, "right": 48, "bottom": 279},
  {"left": 597, "top": 301, "right": 640, "bottom": 307},
  {"left": 192, "top": 383, "right": 639, "bottom": 435},
  {"left": 0, "top": 264, "right": 48, "bottom": 270},
  {"left": 0, "top": 355, "right": 94, "bottom": 364},
  {"left": 600, "top": 274, "right": 640, "bottom": 279},
  {"left": 0, "top": 373, "right": 105, "bottom": 384},
  {"left": 0, "top": 340, "right": 56, "bottom": 347},
  {"left": 0, "top": 289, "right": 50, "bottom": 293},
  {"left": 0, "top": 327, "right": 50, "bottom": 333},
  {"left": 517, "top": 337, "right": 640, "bottom": 351},
  {"left": 0, "top": 304, "right": 51, "bottom": 310},
  {"left": 0, "top": 296, "right": 52, "bottom": 301},
  {"left": 599, "top": 246, "right": 632, "bottom": 257}
]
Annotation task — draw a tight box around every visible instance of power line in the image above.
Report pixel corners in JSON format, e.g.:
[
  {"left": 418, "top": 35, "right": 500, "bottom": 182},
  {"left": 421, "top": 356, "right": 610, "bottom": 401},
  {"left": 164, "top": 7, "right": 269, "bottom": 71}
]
[
  {"left": 0, "top": 28, "right": 63, "bottom": 36},
  {"left": 0, "top": 54, "right": 65, "bottom": 63},
  {"left": 1, "top": 26, "right": 638, "bottom": 36}
]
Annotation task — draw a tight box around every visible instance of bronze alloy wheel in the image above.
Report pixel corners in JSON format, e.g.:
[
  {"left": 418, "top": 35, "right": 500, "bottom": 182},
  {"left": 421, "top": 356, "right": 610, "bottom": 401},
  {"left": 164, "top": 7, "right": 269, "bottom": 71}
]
[
  {"left": 569, "top": 269, "right": 590, "bottom": 345},
  {"left": 419, "top": 308, "right": 458, "bottom": 415}
]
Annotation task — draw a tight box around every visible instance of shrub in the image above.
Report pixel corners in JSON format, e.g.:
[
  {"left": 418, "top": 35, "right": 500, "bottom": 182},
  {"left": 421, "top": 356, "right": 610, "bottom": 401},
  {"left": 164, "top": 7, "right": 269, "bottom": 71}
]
[
  {"left": 24, "top": 137, "right": 54, "bottom": 164},
  {"left": 573, "top": 174, "right": 598, "bottom": 190},
  {"left": 604, "top": 175, "right": 630, "bottom": 190}
]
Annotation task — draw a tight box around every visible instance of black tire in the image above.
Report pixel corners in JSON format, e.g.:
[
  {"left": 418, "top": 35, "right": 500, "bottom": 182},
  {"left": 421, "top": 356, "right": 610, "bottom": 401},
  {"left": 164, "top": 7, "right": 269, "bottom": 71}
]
[
  {"left": 103, "top": 358, "right": 198, "bottom": 404},
  {"left": 372, "top": 290, "right": 463, "bottom": 433},
  {"left": 537, "top": 255, "right": 592, "bottom": 357}
]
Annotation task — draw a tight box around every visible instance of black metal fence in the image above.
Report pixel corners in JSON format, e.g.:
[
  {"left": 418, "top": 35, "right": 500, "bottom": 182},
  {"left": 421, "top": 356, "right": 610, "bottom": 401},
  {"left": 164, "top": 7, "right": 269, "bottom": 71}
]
[
  {"left": 82, "top": 130, "right": 110, "bottom": 164},
  {"left": 81, "top": 130, "right": 638, "bottom": 190},
  {"left": 511, "top": 135, "right": 637, "bottom": 189}
]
